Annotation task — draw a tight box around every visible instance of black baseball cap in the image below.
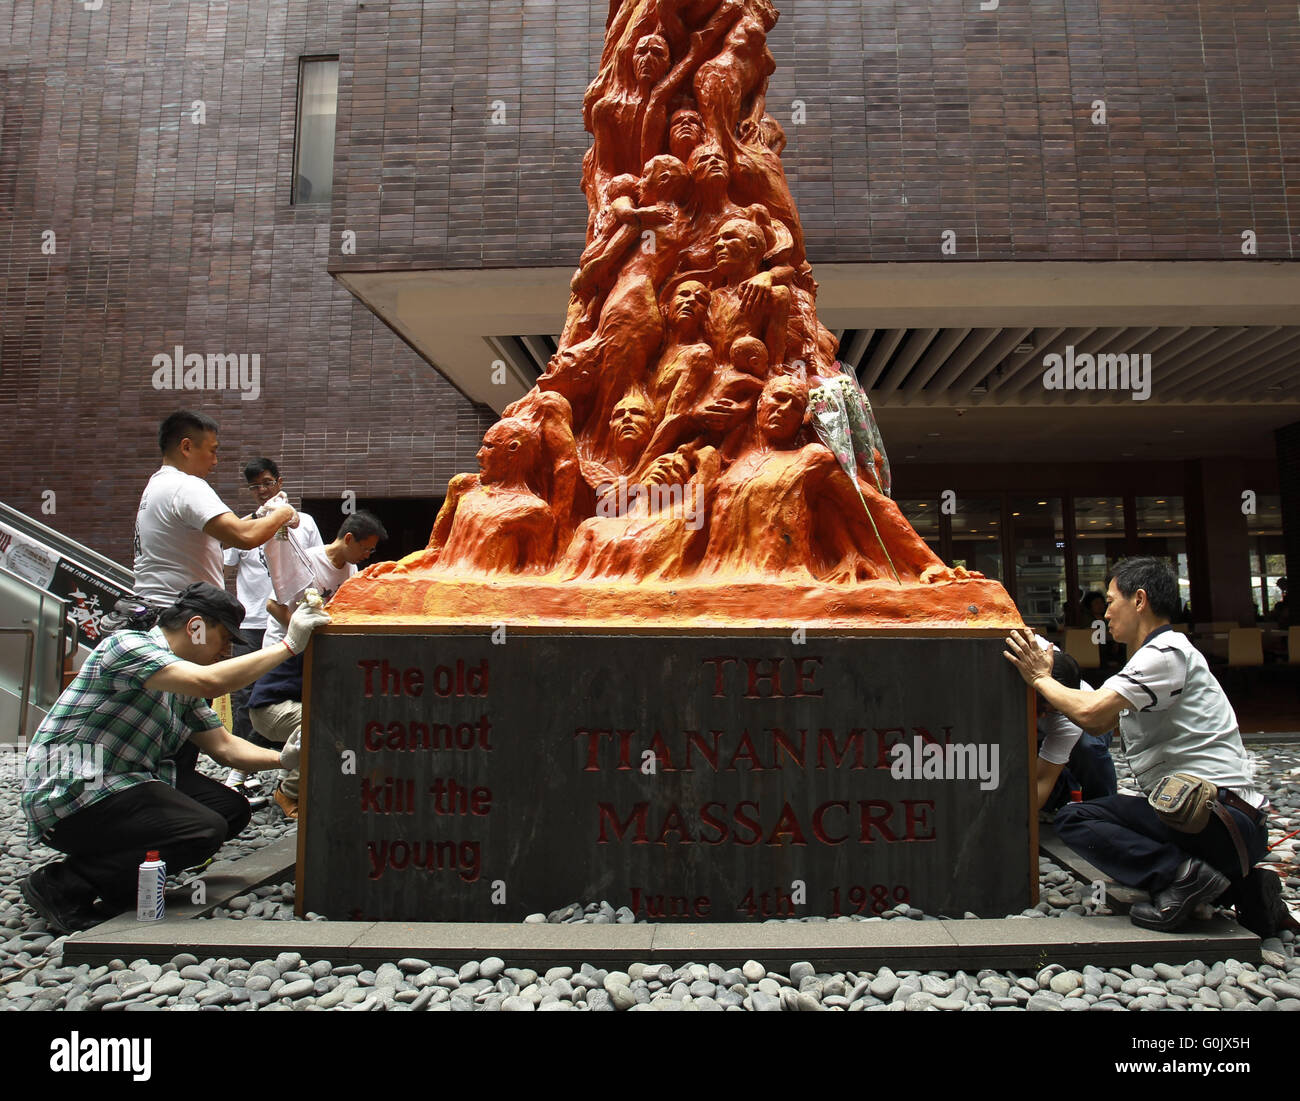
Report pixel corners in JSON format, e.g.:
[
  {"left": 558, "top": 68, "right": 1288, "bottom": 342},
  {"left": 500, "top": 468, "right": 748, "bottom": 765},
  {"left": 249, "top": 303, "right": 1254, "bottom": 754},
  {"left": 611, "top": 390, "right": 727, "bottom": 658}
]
[{"left": 170, "top": 583, "right": 250, "bottom": 646}]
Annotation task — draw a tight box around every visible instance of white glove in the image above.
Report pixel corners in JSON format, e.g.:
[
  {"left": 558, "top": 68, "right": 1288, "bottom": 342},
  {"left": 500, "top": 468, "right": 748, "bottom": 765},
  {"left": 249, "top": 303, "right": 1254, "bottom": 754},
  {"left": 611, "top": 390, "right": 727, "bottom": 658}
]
[
  {"left": 284, "top": 602, "right": 331, "bottom": 655},
  {"left": 279, "top": 730, "right": 301, "bottom": 771},
  {"left": 256, "top": 492, "right": 298, "bottom": 527},
  {"left": 255, "top": 491, "right": 289, "bottom": 517}
]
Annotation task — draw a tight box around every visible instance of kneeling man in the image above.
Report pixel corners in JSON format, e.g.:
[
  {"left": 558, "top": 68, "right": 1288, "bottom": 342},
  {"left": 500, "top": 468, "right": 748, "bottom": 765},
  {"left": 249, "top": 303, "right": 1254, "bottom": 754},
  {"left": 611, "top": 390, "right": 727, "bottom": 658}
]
[
  {"left": 1005, "top": 557, "right": 1283, "bottom": 934},
  {"left": 21, "top": 583, "right": 329, "bottom": 933}
]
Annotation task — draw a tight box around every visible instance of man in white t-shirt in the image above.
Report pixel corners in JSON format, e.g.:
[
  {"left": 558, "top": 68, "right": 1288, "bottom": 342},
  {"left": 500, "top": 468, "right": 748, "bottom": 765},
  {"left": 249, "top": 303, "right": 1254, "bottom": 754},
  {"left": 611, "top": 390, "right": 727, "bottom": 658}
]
[
  {"left": 222, "top": 457, "right": 322, "bottom": 758},
  {"left": 249, "top": 510, "right": 387, "bottom": 818},
  {"left": 134, "top": 411, "right": 297, "bottom": 607},
  {"left": 1031, "top": 642, "right": 1117, "bottom": 811},
  {"left": 1005, "top": 557, "right": 1284, "bottom": 935}
]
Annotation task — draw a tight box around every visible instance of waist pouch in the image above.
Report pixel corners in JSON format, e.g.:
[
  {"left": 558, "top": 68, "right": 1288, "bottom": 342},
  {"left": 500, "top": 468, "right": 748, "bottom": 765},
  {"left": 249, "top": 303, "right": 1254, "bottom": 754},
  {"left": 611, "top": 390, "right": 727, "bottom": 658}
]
[{"left": 1147, "top": 772, "right": 1252, "bottom": 877}]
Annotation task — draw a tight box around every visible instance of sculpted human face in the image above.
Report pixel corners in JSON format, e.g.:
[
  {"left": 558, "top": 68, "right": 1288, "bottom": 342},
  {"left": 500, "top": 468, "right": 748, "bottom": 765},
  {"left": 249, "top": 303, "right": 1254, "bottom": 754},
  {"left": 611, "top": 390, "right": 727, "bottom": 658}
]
[
  {"left": 756, "top": 379, "right": 805, "bottom": 442},
  {"left": 610, "top": 398, "right": 652, "bottom": 450},
  {"left": 670, "top": 111, "right": 704, "bottom": 157},
  {"left": 642, "top": 158, "right": 688, "bottom": 203},
  {"left": 668, "top": 282, "right": 710, "bottom": 328},
  {"left": 690, "top": 145, "right": 729, "bottom": 187},
  {"left": 634, "top": 35, "right": 670, "bottom": 85},
  {"left": 734, "top": 340, "right": 767, "bottom": 376},
  {"left": 477, "top": 423, "right": 526, "bottom": 483},
  {"left": 714, "top": 221, "right": 763, "bottom": 274}
]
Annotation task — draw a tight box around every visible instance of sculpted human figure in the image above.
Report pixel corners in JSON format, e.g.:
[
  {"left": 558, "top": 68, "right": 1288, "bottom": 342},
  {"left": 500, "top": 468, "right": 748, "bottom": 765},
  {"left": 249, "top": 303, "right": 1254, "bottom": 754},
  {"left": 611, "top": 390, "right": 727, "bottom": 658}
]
[
  {"left": 675, "top": 142, "right": 745, "bottom": 271},
  {"left": 647, "top": 280, "right": 716, "bottom": 419},
  {"left": 566, "top": 156, "right": 690, "bottom": 345},
  {"left": 575, "top": 157, "right": 695, "bottom": 460},
  {"left": 584, "top": 32, "right": 671, "bottom": 197},
  {"left": 692, "top": 0, "right": 778, "bottom": 152},
  {"left": 499, "top": 389, "right": 580, "bottom": 556},
  {"left": 731, "top": 114, "right": 806, "bottom": 269},
  {"left": 578, "top": 390, "right": 656, "bottom": 495},
  {"left": 423, "top": 418, "right": 556, "bottom": 574},
  {"left": 561, "top": 396, "right": 720, "bottom": 582},
  {"left": 701, "top": 375, "right": 969, "bottom": 583},
  {"left": 637, "top": 334, "right": 767, "bottom": 475},
  {"left": 696, "top": 215, "right": 793, "bottom": 369},
  {"left": 638, "top": 0, "right": 746, "bottom": 167}
]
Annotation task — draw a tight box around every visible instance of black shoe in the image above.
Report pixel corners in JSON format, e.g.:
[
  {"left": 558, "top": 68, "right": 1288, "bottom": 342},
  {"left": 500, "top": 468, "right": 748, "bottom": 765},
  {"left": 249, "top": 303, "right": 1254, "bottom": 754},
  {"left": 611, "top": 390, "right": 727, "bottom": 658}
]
[
  {"left": 1129, "top": 858, "right": 1230, "bottom": 932},
  {"left": 1232, "top": 867, "right": 1300, "bottom": 937},
  {"left": 20, "top": 864, "right": 103, "bottom": 935}
]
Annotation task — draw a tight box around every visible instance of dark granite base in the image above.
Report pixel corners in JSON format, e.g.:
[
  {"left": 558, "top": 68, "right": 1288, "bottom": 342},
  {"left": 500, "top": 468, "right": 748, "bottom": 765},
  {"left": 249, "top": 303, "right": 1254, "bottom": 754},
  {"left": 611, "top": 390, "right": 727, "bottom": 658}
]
[{"left": 299, "top": 630, "right": 1034, "bottom": 922}]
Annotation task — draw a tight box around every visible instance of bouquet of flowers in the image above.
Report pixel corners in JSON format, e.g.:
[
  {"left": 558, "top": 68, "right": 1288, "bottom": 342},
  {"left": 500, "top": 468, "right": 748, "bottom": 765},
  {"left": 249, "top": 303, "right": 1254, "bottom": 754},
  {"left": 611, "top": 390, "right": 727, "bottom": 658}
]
[{"left": 808, "top": 372, "right": 899, "bottom": 582}]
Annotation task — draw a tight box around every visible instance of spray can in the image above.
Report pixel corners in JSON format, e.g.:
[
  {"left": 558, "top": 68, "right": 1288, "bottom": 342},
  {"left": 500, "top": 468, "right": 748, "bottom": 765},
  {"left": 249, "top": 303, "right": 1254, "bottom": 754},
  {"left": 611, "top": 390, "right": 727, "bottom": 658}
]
[{"left": 137, "top": 850, "right": 166, "bottom": 922}]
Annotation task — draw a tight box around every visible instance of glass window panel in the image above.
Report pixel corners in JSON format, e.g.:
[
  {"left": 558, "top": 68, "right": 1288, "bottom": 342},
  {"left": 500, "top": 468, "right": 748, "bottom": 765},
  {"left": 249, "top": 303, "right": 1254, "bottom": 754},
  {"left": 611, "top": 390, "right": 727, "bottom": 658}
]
[
  {"left": 899, "top": 498, "right": 941, "bottom": 558},
  {"left": 294, "top": 59, "right": 339, "bottom": 205},
  {"left": 1246, "top": 494, "right": 1281, "bottom": 533},
  {"left": 1263, "top": 544, "right": 1287, "bottom": 617},
  {"left": 1074, "top": 495, "right": 1126, "bottom": 623},
  {"left": 1011, "top": 497, "right": 1064, "bottom": 630},
  {"left": 1135, "top": 496, "right": 1189, "bottom": 619},
  {"left": 949, "top": 497, "right": 1002, "bottom": 582}
]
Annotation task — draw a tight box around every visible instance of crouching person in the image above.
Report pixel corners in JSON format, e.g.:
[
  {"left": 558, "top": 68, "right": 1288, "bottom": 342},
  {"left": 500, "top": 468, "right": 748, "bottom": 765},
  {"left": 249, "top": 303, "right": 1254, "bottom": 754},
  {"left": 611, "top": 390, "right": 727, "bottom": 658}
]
[
  {"left": 1005, "top": 557, "right": 1288, "bottom": 935},
  {"left": 249, "top": 509, "right": 386, "bottom": 819},
  {"left": 20, "top": 583, "right": 328, "bottom": 933},
  {"left": 1033, "top": 644, "right": 1117, "bottom": 812}
]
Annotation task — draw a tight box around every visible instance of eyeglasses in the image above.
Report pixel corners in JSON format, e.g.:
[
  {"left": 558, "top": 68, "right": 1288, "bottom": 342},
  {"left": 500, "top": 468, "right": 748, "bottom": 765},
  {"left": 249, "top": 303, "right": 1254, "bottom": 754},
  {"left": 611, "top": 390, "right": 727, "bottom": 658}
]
[{"left": 247, "top": 479, "right": 280, "bottom": 491}]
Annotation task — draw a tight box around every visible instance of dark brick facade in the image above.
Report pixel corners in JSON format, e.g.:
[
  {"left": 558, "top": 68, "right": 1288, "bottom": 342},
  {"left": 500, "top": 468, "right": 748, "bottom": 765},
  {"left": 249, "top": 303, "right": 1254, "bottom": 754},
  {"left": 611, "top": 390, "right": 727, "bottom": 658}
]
[
  {"left": 2, "top": 1, "right": 1297, "bottom": 568},
  {"left": 0, "top": 1, "right": 494, "bottom": 564},
  {"left": 328, "top": 0, "right": 1300, "bottom": 274}
]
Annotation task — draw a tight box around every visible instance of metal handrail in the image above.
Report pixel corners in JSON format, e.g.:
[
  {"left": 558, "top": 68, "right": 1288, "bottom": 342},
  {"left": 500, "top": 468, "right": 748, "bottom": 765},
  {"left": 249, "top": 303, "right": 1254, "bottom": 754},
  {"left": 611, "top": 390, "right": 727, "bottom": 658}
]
[
  {"left": 0, "top": 562, "right": 69, "bottom": 739},
  {"left": 0, "top": 627, "right": 35, "bottom": 738},
  {"left": 0, "top": 500, "right": 134, "bottom": 589}
]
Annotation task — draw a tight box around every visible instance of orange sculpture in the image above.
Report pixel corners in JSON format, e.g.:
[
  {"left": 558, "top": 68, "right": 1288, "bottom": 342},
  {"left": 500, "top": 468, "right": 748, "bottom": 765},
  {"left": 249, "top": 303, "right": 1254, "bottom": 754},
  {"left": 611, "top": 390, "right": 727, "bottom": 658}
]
[{"left": 331, "top": 0, "right": 1022, "bottom": 629}]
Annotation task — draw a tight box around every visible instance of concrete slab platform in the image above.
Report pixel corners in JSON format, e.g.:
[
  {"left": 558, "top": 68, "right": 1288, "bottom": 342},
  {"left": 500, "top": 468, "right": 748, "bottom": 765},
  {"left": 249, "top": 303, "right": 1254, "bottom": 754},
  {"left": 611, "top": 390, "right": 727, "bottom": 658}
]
[
  {"left": 60, "top": 913, "right": 1260, "bottom": 971},
  {"left": 160, "top": 835, "right": 299, "bottom": 920},
  {"left": 1040, "top": 825, "right": 1145, "bottom": 908},
  {"left": 56, "top": 830, "right": 1261, "bottom": 970},
  {"left": 946, "top": 915, "right": 1254, "bottom": 969}
]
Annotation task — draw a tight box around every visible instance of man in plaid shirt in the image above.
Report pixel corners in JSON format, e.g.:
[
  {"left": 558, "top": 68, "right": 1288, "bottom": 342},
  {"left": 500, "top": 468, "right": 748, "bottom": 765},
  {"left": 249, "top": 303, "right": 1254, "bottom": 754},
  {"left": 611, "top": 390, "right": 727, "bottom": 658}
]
[{"left": 21, "top": 582, "right": 329, "bottom": 933}]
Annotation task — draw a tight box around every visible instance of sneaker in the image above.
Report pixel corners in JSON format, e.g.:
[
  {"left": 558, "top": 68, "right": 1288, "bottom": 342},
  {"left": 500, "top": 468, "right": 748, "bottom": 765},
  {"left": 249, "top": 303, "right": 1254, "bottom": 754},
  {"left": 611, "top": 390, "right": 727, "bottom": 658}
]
[
  {"left": 20, "top": 864, "right": 102, "bottom": 935},
  {"left": 1129, "top": 858, "right": 1230, "bottom": 932},
  {"left": 273, "top": 785, "right": 298, "bottom": 820},
  {"left": 241, "top": 772, "right": 262, "bottom": 791},
  {"left": 226, "top": 769, "right": 246, "bottom": 789}
]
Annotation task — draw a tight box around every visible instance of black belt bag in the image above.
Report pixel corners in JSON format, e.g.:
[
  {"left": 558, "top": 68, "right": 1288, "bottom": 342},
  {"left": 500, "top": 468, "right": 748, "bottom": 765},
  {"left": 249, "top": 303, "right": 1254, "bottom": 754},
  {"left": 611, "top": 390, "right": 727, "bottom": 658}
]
[{"left": 1147, "top": 773, "right": 1265, "bottom": 878}]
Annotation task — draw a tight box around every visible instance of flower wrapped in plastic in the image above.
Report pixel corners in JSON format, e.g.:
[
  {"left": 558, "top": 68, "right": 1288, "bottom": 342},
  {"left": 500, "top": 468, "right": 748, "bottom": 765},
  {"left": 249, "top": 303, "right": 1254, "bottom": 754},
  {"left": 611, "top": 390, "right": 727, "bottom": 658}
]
[
  {"left": 820, "top": 364, "right": 892, "bottom": 497},
  {"left": 808, "top": 374, "right": 900, "bottom": 582}
]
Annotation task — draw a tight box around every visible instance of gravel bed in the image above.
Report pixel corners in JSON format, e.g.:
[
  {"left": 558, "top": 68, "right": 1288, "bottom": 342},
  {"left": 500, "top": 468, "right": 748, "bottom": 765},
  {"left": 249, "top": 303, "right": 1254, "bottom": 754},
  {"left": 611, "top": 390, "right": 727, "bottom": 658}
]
[{"left": 2, "top": 749, "right": 1297, "bottom": 1011}]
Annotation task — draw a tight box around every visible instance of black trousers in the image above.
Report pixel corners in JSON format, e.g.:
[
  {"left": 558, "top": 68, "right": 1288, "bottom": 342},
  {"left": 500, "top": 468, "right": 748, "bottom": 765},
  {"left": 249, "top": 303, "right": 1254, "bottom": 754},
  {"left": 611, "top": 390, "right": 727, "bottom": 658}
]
[
  {"left": 43, "top": 767, "right": 251, "bottom": 910},
  {"left": 1055, "top": 791, "right": 1268, "bottom": 895},
  {"left": 229, "top": 628, "right": 269, "bottom": 745}
]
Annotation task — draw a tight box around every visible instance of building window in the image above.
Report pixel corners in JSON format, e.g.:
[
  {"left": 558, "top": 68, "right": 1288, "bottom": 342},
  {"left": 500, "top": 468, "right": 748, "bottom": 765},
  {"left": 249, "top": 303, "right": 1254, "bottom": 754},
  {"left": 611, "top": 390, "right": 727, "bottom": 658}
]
[
  {"left": 1246, "top": 494, "right": 1285, "bottom": 619},
  {"left": 949, "top": 497, "right": 1004, "bottom": 585},
  {"left": 1074, "top": 496, "right": 1126, "bottom": 619},
  {"left": 899, "top": 498, "right": 942, "bottom": 560},
  {"left": 1011, "top": 497, "right": 1064, "bottom": 630},
  {"left": 293, "top": 58, "right": 339, "bottom": 206},
  {"left": 1135, "top": 496, "right": 1189, "bottom": 618}
]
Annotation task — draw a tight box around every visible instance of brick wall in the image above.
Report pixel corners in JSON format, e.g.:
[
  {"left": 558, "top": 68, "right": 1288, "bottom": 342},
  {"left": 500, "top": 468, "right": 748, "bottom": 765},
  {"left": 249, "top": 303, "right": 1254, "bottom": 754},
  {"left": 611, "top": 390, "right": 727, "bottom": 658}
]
[
  {"left": 328, "top": 0, "right": 1300, "bottom": 274},
  {"left": 0, "top": 0, "right": 494, "bottom": 564}
]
